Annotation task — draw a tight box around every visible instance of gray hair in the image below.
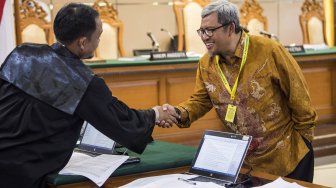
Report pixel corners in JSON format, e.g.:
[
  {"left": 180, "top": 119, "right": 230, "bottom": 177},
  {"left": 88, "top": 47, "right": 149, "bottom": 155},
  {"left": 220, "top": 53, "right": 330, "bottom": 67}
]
[{"left": 201, "top": 0, "right": 241, "bottom": 33}]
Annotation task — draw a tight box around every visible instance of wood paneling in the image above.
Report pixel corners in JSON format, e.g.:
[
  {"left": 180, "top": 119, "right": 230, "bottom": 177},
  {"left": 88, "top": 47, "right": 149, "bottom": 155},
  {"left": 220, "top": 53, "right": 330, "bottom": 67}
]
[
  {"left": 166, "top": 76, "right": 195, "bottom": 104},
  {"left": 297, "top": 54, "right": 336, "bottom": 157},
  {"left": 108, "top": 80, "right": 159, "bottom": 108},
  {"left": 303, "top": 68, "right": 333, "bottom": 116},
  {"left": 313, "top": 123, "right": 336, "bottom": 157},
  {"left": 297, "top": 56, "right": 336, "bottom": 123}
]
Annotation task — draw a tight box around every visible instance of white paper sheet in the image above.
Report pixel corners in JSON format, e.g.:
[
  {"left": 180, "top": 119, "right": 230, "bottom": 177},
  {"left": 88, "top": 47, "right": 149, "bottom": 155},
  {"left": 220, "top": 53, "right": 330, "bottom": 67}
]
[
  {"left": 120, "top": 174, "right": 224, "bottom": 188},
  {"left": 253, "top": 177, "right": 307, "bottom": 188},
  {"left": 59, "top": 152, "right": 128, "bottom": 187}
]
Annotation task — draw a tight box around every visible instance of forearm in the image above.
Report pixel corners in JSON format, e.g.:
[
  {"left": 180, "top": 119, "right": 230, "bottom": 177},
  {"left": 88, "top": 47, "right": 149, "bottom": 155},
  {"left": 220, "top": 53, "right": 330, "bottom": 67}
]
[
  {"left": 76, "top": 77, "right": 155, "bottom": 153},
  {"left": 174, "top": 57, "right": 213, "bottom": 128},
  {"left": 175, "top": 98, "right": 213, "bottom": 128}
]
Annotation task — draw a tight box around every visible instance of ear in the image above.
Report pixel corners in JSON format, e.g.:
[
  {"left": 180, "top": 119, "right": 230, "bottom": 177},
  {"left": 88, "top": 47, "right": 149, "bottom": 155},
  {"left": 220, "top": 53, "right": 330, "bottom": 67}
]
[
  {"left": 78, "top": 37, "right": 88, "bottom": 51},
  {"left": 228, "top": 23, "right": 235, "bottom": 36}
]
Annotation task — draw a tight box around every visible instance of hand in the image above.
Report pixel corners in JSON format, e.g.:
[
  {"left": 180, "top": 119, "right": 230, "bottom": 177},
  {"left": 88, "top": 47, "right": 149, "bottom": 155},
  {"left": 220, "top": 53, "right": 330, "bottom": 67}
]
[
  {"left": 161, "top": 103, "right": 180, "bottom": 128},
  {"left": 154, "top": 104, "right": 179, "bottom": 128},
  {"left": 162, "top": 103, "right": 181, "bottom": 121}
]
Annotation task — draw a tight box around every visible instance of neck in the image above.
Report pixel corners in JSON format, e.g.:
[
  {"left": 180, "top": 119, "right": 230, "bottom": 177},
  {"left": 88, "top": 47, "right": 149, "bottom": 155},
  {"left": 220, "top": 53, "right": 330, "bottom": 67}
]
[
  {"left": 65, "top": 43, "right": 81, "bottom": 58},
  {"left": 221, "top": 30, "right": 242, "bottom": 59}
]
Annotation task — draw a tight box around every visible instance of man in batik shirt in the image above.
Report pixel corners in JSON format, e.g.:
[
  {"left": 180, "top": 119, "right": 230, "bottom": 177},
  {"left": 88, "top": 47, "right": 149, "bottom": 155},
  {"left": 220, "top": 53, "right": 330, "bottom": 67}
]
[{"left": 160, "top": 0, "right": 316, "bottom": 182}]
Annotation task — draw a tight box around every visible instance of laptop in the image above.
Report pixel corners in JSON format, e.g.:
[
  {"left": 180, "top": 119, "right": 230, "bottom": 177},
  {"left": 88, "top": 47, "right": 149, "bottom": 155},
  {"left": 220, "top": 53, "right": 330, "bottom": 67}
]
[
  {"left": 76, "top": 121, "right": 116, "bottom": 156},
  {"left": 75, "top": 122, "right": 141, "bottom": 164},
  {"left": 186, "top": 130, "right": 252, "bottom": 186}
]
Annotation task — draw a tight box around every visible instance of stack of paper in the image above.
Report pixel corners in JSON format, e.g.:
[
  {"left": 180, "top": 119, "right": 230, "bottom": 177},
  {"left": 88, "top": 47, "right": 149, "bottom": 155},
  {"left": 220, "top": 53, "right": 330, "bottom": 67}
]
[{"left": 59, "top": 152, "right": 128, "bottom": 187}]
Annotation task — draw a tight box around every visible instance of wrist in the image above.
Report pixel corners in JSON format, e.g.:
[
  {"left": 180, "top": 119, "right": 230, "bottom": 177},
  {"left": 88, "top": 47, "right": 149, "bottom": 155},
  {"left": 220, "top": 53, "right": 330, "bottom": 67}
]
[
  {"left": 175, "top": 106, "right": 191, "bottom": 128},
  {"left": 174, "top": 107, "right": 181, "bottom": 121}
]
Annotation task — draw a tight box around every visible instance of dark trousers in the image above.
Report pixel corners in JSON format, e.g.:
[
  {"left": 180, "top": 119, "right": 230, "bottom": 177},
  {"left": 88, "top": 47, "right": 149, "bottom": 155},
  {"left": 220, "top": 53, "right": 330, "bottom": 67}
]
[{"left": 285, "top": 137, "right": 314, "bottom": 182}]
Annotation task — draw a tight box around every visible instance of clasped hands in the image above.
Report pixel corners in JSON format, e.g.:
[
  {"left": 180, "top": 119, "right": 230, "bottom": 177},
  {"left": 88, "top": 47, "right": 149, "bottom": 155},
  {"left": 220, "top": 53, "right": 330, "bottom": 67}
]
[{"left": 153, "top": 104, "right": 179, "bottom": 128}]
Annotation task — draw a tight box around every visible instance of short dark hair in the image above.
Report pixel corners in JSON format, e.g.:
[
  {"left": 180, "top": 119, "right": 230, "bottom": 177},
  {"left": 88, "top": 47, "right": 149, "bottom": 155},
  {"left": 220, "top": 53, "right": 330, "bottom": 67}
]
[{"left": 53, "top": 3, "right": 99, "bottom": 45}]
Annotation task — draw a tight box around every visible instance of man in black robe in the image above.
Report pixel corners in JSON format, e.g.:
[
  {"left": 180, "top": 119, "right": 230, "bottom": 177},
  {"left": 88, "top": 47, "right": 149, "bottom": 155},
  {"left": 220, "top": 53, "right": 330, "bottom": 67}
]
[{"left": 0, "top": 3, "right": 177, "bottom": 188}]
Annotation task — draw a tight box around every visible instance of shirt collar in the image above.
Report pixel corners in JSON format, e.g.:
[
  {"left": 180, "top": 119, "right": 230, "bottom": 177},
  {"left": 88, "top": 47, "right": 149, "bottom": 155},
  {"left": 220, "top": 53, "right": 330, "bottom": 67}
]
[
  {"left": 234, "top": 31, "right": 247, "bottom": 59},
  {"left": 51, "top": 42, "right": 80, "bottom": 59},
  {"left": 218, "top": 31, "right": 247, "bottom": 64}
]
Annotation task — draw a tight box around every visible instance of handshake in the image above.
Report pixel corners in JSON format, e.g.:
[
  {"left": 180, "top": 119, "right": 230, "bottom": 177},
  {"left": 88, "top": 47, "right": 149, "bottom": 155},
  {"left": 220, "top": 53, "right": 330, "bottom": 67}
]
[{"left": 152, "top": 104, "right": 180, "bottom": 128}]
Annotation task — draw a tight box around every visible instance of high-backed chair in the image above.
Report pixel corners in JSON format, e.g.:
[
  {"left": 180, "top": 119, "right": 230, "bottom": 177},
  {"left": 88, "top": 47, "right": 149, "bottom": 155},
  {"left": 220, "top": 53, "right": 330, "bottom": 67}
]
[
  {"left": 93, "top": 0, "right": 125, "bottom": 59},
  {"left": 17, "top": 0, "right": 53, "bottom": 45},
  {"left": 239, "top": 0, "right": 268, "bottom": 36},
  {"left": 173, "top": 0, "right": 210, "bottom": 54},
  {"left": 299, "top": 0, "right": 326, "bottom": 44}
]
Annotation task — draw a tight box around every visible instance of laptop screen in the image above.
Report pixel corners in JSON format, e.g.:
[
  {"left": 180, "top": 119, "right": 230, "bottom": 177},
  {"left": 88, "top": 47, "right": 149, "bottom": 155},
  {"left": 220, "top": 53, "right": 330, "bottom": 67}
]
[
  {"left": 77, "top": 122, "right": 116, "bottom": 154},
  {"left": 190, "top": 130, "right": 252, "bottom": 183}
]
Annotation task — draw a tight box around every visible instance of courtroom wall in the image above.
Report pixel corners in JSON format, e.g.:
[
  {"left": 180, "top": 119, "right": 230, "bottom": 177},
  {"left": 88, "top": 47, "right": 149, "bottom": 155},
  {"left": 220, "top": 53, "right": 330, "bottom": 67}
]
[{"left": 42, "top": 0, "right": 319, "bottom": 56}]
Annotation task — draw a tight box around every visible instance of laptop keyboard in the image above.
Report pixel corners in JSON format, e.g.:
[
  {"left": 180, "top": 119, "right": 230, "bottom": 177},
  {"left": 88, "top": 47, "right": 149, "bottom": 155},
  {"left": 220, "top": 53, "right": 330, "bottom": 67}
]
[
  {"left": 74, "top": 148, "right": 101, "bottom": 157},
  {"left": 189, "top": 176, "right": 228, "bottom": 186}
]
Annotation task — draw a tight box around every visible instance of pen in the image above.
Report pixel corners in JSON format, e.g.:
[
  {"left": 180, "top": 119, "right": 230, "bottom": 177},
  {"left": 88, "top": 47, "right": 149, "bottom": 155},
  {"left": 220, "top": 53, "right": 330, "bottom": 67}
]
[{"left": 178, "top": 177, "right": 197, "bottom": 185}]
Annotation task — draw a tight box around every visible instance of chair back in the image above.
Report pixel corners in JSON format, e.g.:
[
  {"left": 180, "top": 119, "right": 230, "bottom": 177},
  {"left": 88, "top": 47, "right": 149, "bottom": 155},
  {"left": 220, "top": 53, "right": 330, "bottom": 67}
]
[
  {"left": 173, "top": 0, "right": 210, "bottom": 54},
  {"left": 299, "top": 0, "right": 326, "bottom": 44},
  {"left": 93, "top": 0, "right": 125, "bottom": 59},
  {"left": 17, "top": 0, "right": 53, "bottom": 45},
  {"left": 240, "top": 0, "right": 268, "bottom": 36}
]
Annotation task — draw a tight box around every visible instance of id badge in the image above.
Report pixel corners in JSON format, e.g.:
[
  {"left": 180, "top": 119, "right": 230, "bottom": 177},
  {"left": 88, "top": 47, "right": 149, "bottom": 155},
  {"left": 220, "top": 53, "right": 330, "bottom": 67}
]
[{"left": 225, "top": 104, "right": 237, "bottom": 123}]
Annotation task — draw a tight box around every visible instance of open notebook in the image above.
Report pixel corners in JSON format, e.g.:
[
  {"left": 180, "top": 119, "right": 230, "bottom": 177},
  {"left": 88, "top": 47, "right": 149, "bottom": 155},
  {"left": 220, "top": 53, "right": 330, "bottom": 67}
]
[{"left": 187, "top": 130, "right": 252, "bottom": 186}]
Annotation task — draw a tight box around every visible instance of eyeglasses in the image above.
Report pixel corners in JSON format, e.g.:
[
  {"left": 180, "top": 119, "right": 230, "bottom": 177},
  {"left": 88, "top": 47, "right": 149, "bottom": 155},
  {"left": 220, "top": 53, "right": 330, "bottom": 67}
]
[{"left": 197, "top": 22, "right": 231, "bottom": 37}]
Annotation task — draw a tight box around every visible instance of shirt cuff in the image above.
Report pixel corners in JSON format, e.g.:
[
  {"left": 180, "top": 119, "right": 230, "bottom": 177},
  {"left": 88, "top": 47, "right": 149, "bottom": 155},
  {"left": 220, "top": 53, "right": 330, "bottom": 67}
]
[
  {"left": 175, "top": 106, "right": 191, "bottom": 128},
  {"left": 152, "top": 107, "right": 159, "bottom": 122}
]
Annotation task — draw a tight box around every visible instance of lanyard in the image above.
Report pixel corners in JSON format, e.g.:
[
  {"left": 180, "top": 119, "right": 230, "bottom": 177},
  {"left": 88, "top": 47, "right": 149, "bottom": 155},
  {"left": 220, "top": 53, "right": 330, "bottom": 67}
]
[{"left": 215, "top": 35, "right": 249, "bottom": 101}]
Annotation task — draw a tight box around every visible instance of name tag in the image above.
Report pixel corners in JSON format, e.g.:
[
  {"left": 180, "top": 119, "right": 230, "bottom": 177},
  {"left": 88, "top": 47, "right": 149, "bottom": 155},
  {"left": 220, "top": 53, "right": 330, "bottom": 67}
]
[
  {"left": 225, "top": 104, "right": 237, "bottom": 123},
  {"left": 150, "top": 51, "right": 187, "bottom": 60}
]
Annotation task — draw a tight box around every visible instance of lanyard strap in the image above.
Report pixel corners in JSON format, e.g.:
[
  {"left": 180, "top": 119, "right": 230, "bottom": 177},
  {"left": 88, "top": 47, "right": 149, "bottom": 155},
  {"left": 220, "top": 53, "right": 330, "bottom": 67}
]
[{"left": 216, "top": 35, "right": 249, "bottom": 101}]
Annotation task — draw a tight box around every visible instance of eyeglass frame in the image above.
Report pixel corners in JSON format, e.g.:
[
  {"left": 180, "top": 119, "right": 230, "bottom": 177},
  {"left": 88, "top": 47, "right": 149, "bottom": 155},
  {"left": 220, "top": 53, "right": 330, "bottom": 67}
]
[{"left": 196, "top": 22, "right": 232, "bottom": 37}]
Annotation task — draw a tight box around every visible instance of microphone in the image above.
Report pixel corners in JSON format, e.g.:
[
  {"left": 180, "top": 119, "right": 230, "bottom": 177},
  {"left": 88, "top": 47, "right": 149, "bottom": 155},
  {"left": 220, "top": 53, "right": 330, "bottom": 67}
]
[
  {"left": 147, "top": 32, "right": 160, "bottom": 50},
  {"left": 259, "top": 31, "right": 272, "bottom": 38},
  {"left": 161, "top": 28, "right": 174, "bottom": 40},
  {"left": 260, "top": 31, "right": 279, "bottom": 41},
  {"left": 161, "top": 28, "right": 177, "bottom": 51}
]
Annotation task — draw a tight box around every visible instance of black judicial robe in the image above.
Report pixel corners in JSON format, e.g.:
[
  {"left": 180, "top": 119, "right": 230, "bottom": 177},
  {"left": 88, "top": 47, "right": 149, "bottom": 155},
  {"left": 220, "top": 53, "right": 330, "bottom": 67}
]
[{"left": 0, "top": 43, "right": 155, "bottom": 188}]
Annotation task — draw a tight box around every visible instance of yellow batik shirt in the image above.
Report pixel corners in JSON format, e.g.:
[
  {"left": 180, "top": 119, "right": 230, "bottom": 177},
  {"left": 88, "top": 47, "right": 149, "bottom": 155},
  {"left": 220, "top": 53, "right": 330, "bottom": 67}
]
[{"left": 176, "top": 32, "right": 317, "bottom": 177}]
